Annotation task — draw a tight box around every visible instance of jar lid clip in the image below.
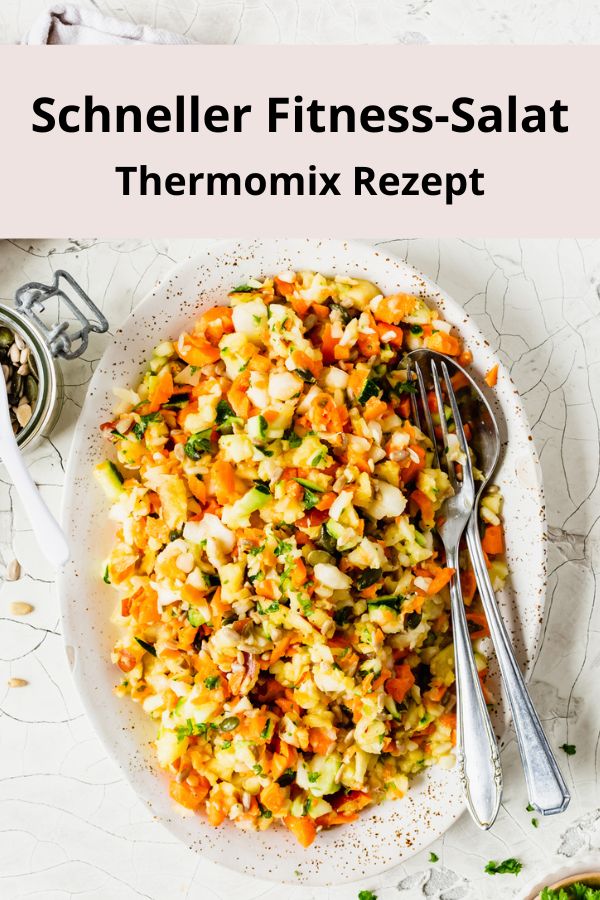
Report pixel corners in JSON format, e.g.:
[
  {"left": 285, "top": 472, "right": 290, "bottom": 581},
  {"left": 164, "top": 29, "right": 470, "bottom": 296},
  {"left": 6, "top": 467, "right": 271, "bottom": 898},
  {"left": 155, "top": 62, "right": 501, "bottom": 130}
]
[{"left": 15, "top": 269, "right": 109, "bottom": 360}]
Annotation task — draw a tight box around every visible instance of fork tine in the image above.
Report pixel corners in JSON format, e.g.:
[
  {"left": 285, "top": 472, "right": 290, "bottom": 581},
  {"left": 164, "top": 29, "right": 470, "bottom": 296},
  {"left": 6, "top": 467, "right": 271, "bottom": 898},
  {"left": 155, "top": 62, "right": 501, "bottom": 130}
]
[
  {"left": 430, "top": 360, "right": 457, "bottom": 489},
  {"left": 406, "top": 359, "right": 422, "bottom": 431},
  {"left": 414, "top": 362, "right": 441, "bottom": 470},
  {"left": 441, "top": 360, "right": 475, "bottom": 487}
]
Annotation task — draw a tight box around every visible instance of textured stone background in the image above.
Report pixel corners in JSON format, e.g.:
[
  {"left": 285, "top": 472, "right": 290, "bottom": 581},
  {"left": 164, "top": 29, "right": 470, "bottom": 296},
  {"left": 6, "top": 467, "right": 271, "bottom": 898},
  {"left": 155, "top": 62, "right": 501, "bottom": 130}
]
[
  {"left": 3, "top": 0, "right": 600, "bottom": 44},
  {"left": 0, "top": 238, "right": 599, "bottom": 899}
]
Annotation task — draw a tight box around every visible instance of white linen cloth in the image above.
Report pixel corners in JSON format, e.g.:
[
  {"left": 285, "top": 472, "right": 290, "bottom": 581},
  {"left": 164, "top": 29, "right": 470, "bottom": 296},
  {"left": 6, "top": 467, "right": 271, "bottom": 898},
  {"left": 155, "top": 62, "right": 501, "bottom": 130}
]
[{"left": 23, "top": 4, "right": 192, "bottom": 44}]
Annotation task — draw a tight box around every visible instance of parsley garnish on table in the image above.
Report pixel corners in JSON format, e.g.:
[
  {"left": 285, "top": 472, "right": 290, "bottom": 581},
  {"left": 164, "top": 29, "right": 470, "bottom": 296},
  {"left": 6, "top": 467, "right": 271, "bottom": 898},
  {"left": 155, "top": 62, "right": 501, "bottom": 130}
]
[
  {"left": 561, "top": 743, "right": 577, "bottom": 755},
  {"left": 485, "top": 858, "right": 523, "bottom": 875},
  {"left": 358, "top": 891, "right": 377, "bottom": 900}
]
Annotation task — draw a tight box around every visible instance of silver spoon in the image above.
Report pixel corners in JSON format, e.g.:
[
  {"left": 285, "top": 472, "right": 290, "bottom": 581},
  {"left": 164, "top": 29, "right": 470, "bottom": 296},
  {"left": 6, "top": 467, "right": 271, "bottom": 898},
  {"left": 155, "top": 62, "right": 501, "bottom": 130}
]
[
  {"left": 0, "top": 377, "right": 69, "bottom": 568},
  {"left": 409, "top": 348, "right": 570, "bottom": 816}
]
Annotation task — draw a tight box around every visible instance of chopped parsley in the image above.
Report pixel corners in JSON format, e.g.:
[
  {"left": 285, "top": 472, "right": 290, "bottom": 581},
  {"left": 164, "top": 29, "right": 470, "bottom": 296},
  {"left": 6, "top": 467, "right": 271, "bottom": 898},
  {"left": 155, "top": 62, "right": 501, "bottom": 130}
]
[
  {"left": 429, "top": 852, "right": 439, "bottom": 863},
  {"left": 283, "top": 427, "right": 302, "bottom": 448},
  {"left": 526, "top": 803, "right": 535, "bottom": 812},
  {"left": 247, "top": 543, "right": 265, "bottom": 556},
  {"left": 392, "top": 380, "right": 417, "bottom": 395},
  {"left": 358, "top": 892, "right": 377, "bottom": 900},
  {"left": 277, "top": 768, "right": 296, "bottom": 787},
  {"left": 302, "top": 487, "right": 321, "bottom": 510},
  {"left": 274, "top": 540, "right": 292, "bottom": 557},
  {"left": 103, "top": 565, "right": 111, "bottom": 584},
  {"left": 184, "top": 429, "right": 214, "bottom": 459},
  {"left": 531, "top": 817, "right": 539, "bottom": 828},
  {"left": 258, "top": 601, "right": 280, "bottom": 614},
  {"left": 311, "top": 449, "right": 328, "bottom": 467},
  {"left": 203, "top": 676, "right": 219, "bottom": 690},
  {"left": 308, "top": 772, "right": 320, "bottom": 783},
  {"left": 175, "top": 718, "right": 208, "bottom": 741},
  {"left": 133, "top": 411, "right": 162, "bottom": 440},
  {"left": 484, "top": 858, "right": 522, "bottom": 876},
  {"left": 231, "top": 284, "right": 257, "bottom": 293},
  {"left": 215, "top": 399, "right": 241, "bottom": 431},
  {"left": 561, "top": 743, "right": 576, "bottom": 755}
]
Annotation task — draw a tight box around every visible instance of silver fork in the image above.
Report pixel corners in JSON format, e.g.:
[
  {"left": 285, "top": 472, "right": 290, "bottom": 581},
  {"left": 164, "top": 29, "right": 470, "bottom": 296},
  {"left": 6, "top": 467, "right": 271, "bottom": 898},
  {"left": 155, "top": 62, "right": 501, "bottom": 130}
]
[{"left": 410, "top": 357, "right": 503, "bottom": 829}]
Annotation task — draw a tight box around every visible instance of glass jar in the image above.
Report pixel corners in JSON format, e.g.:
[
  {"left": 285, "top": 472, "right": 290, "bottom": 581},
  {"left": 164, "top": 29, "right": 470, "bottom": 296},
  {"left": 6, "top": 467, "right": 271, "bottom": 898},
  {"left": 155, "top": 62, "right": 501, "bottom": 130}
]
[{"left": 0, "top": 303, "right": 63, "bottom": 451}]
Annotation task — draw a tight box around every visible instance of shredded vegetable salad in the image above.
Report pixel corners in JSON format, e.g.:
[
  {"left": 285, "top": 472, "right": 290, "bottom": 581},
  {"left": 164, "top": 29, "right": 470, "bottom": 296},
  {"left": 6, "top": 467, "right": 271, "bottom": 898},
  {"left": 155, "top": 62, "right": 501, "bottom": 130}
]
[{"left": 96, "top": 270, "right": 507, "bottom": 848}]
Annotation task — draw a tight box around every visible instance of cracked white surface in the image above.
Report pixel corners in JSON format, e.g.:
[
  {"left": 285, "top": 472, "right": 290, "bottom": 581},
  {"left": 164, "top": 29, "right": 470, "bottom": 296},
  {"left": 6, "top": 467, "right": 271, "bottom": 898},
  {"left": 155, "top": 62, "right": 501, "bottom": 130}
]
[
  {"left": 3, "top": 0, "right": 600, "bottom": 44},
  {"left": 0, "top": 237, "right": 599, "bottom": 900}
]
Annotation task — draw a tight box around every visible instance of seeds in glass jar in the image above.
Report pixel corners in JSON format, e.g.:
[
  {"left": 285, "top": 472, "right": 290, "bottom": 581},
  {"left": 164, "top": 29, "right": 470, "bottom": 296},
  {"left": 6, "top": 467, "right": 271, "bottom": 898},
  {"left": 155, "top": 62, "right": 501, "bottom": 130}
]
[
  {"left": 0, "top": 322, "right": 40, "bottom": 438},
  {"left": 6, "top": 559, "right": 21, "bottom": 581}
]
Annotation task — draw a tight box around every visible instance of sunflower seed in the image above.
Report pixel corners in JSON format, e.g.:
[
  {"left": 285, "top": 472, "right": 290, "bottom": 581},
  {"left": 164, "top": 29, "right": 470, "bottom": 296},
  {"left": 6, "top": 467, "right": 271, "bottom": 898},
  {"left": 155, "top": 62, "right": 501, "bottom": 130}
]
[
  {"left": 6, "top": 559, "right": 21, "bottom": 581},
  {"left": 8, "top": 678, "right": 28, "bottom": 688},
  {"left": 8, "top": 343, "right": 20, "bottom": 364},
  {"left": 15, "top": 403, "right": 32, "bottom": 428}
]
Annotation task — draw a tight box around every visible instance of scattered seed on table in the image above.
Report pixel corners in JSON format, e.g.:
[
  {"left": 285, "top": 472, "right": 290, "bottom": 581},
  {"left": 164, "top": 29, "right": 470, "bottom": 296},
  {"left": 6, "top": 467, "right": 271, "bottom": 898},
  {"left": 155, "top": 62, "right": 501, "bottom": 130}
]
[
  {"left": 6, "top": 559, "right": 21, "bottom": 581},
  {"left": 10, "top": 601, "right": 33, "bottom": 616},
  {"left": 8, "top": 678, "right": 28, "bottom": 688}
]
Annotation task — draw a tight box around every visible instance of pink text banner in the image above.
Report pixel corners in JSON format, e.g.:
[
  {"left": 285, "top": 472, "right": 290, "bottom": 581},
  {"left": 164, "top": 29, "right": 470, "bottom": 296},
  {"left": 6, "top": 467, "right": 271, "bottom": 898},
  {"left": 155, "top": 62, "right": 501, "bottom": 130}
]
[{"left": 0, "top": 44, "right": 597, "bottom": 236}]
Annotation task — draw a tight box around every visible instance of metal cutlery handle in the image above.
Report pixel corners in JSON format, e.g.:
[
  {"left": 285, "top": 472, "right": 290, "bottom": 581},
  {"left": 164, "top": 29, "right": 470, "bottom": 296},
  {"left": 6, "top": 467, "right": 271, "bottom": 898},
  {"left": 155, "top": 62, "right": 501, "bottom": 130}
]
[
  {"left": 447, "top": 546, "right": 503, "bottom": 829},
  {"left": 466, "top": 516, "right": 570, "bottom": 815}
]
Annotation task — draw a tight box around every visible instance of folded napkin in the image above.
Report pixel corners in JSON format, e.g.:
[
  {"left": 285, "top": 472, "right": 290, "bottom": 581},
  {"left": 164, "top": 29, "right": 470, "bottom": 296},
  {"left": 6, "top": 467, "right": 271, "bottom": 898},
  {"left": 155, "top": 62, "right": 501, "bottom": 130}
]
[{"left": 23, "top": 3, "right": 192, "bottom": 45}]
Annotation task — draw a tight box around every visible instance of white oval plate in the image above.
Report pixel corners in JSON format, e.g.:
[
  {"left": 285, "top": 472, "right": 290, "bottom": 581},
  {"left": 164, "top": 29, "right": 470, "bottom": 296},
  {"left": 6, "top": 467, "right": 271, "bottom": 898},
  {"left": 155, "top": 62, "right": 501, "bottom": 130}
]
[{"left": 58, "top": 239, "right": 546, "bottom": 886}]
